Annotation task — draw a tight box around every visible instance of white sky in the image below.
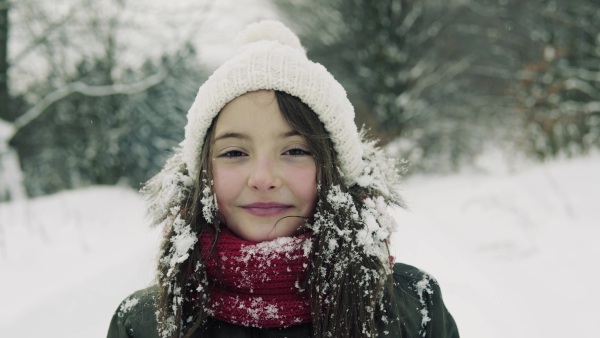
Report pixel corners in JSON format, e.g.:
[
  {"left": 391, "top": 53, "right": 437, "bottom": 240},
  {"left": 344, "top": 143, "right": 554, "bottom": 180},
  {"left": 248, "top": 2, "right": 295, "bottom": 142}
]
[{"left": 122, "top": 0, "right": 281, "bottom": 68}]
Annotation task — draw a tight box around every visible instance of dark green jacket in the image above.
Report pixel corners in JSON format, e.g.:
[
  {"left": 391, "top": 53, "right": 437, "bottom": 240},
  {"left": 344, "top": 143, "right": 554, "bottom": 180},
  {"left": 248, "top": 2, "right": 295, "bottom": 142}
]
[{"left": 107, "top": 263, "right": 459, "bottom": 338}]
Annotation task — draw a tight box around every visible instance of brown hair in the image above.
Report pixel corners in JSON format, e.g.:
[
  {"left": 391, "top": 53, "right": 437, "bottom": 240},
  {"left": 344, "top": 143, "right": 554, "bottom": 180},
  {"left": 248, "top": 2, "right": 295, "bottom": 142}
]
[{"left": 155, "top": 91, "right": 401, "bottom": 337}]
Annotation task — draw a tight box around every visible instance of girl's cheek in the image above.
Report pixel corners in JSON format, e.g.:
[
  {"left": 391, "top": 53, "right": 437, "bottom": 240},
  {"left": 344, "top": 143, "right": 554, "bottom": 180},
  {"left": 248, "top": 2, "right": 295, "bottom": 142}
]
[
  {"left": 287, "top": 165, "right": 318, "bottom": 202},
  {"left": 301, "top": 161, "right": 317, "bottom": 179},
  {"left": 290, "top": 166, "right": 316, "bottom": 182},
  {"left": 212, "top": 166, "right": 241, "bottom": 198},
  {"left": 213, "top": 163, "right": 243, "bottom": 180}
]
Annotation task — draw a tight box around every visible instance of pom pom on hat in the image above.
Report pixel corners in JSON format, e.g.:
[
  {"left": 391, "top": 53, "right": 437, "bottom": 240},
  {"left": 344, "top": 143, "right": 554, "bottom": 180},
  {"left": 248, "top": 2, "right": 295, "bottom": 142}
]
[{"left": 234, "top": 20, "right": 306, "bottom": 54}]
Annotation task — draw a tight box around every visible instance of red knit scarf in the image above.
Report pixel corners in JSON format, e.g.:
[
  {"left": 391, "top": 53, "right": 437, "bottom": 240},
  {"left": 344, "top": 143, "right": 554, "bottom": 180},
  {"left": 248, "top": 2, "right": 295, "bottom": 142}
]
[{"left": 198, "top": 228, "right": 313, "bottom": 328}]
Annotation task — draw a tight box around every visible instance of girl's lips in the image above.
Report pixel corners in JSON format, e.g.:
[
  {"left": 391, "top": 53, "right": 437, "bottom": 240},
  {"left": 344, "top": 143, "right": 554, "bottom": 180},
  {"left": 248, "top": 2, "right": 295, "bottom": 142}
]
[{"left": 241, "top": 203, "right": 292, "bottom": 216}]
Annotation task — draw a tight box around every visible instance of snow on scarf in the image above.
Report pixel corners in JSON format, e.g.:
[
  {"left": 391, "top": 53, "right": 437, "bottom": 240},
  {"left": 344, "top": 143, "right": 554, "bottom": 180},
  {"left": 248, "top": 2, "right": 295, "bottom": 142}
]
[{"left": 198, "top": 227, "right": 313, "bottom": 328}]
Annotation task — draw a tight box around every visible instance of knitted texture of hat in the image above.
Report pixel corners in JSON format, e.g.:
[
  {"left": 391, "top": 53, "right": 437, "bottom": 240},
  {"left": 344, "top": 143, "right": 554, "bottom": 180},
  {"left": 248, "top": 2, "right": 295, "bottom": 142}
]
[{"left": 180, "top": 20, "right": 364, "bottom": 185}]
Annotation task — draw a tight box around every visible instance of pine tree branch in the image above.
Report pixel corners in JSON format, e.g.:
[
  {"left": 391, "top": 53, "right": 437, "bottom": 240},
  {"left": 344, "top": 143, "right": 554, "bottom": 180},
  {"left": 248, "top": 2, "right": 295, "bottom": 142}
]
[{"left": 560, "top": 100, "right": 600, "bottom": 114}]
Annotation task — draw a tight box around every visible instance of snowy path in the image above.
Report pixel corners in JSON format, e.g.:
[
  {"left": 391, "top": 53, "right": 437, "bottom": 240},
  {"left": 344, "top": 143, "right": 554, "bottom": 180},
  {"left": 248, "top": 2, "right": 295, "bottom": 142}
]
[
  {"left": 392, "top": 156, "right": 600, "bottom": 337},
  {"left": 0, "top": 188, "right": 161, "bottom": 337}
]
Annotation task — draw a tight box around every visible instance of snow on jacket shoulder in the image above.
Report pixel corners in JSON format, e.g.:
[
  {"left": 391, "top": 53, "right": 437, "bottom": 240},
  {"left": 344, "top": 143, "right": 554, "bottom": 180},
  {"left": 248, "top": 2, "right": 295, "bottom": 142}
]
[
  {"left": 390, "top": 263, "right": 460, "bottom": 338},
  {"left": 107, "top": 263, "right": 459, "bottom": 338}
]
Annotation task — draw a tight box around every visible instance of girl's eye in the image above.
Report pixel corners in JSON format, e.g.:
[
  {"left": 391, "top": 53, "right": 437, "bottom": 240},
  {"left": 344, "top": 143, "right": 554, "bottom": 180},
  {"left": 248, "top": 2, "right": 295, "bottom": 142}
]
[
  {"left": 219, "top": 150, "right": 247, "bottom": 158},
  {"left": 284, "top": 148, "right": 311, "bottom": 156}
]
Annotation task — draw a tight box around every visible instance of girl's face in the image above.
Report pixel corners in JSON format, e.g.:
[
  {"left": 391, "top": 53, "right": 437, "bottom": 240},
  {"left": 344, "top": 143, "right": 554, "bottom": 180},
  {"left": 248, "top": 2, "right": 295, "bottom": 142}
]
[{"left": 211, "top": 90, "right": 318, "bottom": 242}]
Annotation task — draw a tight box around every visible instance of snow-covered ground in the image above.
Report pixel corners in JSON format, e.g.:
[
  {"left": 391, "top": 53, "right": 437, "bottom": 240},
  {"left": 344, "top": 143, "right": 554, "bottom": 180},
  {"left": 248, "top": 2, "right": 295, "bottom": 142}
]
[{"left": 1, "top": 155, "right": 598, "bottom": 337}]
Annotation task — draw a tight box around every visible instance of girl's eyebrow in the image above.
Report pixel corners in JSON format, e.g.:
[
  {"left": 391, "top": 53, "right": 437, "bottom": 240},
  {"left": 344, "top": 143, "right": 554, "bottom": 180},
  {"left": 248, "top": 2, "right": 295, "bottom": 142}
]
[
  {"left": 214, "top": 130, "right": 300, "bottom": 142},
  {"left": 281, "top": 130, "right": 301, "bottom": 138},
  {"left": 214, "top": 132, "right": 248, "bottom": 142}
]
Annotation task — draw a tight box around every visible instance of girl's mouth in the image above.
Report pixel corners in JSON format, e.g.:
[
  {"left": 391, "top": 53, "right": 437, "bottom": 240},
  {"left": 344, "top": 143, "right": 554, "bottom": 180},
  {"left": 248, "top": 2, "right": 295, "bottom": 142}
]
[{"left": 241, "top": 202, "right": 292, "bottom": 216}]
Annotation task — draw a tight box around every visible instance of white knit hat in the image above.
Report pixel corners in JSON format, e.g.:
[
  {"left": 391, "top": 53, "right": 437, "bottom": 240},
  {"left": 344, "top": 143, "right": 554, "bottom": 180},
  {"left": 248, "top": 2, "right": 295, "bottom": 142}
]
[{"left": 180, "top": 20, "right": 364, "bottom": 185}]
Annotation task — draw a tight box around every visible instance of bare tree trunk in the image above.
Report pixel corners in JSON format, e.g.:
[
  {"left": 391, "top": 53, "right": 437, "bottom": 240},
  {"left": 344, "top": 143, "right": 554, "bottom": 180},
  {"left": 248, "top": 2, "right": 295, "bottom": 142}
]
[
  {"left": 0, "top": 2, "right": 26, "bottom": 201},
  {"left": 0, "top": 143, "right": 26, "bottom": 201},
  {"left": 0, "top": 1, "right": 8, "bottom": 122}
]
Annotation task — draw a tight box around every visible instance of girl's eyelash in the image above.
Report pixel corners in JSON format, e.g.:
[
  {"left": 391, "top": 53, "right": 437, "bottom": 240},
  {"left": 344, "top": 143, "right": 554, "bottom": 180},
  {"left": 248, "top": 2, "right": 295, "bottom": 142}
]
[
  {"left": 217, "top": 148, "right": 311, "bottom": 157},
  {"left": 218, "top": 150, "right": 247, "bottom": 158},
  {"left": 285, "top": 148, "right": 311, "bottom": 156}
]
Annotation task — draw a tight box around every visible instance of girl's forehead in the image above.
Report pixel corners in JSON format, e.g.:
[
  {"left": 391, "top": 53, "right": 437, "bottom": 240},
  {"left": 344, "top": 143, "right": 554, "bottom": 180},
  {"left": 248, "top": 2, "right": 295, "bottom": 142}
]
[
  {"left": 221, "top": 90, "right": 277, "bottom": 112},
  {"left": 213, "top": 91, "right": 295, "bottom": 138},
  {"left": 244, "top": 90, "right": 276, "bottom": 105}
]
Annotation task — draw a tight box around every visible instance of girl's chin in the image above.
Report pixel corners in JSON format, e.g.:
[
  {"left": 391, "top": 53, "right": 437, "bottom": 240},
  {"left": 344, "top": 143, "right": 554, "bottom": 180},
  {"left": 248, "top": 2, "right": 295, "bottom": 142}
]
[{"left": 227, "top": 225, "right": 299, "bottom": 242}]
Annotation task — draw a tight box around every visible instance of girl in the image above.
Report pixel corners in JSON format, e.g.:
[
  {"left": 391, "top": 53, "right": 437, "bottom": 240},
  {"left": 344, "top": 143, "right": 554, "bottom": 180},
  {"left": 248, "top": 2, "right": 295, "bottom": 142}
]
[{"left": 108, "top": 20, "right": 459, "bottom": 338}]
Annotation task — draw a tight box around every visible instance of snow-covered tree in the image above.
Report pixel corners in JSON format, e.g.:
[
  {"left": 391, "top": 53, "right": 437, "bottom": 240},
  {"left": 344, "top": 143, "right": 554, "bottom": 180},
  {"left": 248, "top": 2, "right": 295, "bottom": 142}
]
[
  {"left": 275, "top": 0, "right": 600, "bottom": 170},
  {"left": 515, "top": 0, "right": 600, "bottom": 158},
  {"left": 274, "top": 0, "right": 508, "bottom": 171},
  {"left": 0, "top": 0, "right": 210, "bottom": 200},
  {"left": 12, "top": 49, "right": 205, "bottom": 196}
]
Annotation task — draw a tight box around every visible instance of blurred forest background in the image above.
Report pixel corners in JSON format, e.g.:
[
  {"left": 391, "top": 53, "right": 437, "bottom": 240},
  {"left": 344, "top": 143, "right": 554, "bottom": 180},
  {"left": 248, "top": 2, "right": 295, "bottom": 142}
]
[{"left": 1, "top": 0, "right": 599, "bottom": 201}]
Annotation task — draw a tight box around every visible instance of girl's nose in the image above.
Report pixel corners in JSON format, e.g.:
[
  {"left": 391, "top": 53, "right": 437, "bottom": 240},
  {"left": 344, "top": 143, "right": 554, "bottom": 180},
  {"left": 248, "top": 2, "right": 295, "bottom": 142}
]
[{"left": 248, "top": 157, "right": 281, "bottom": 191}]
